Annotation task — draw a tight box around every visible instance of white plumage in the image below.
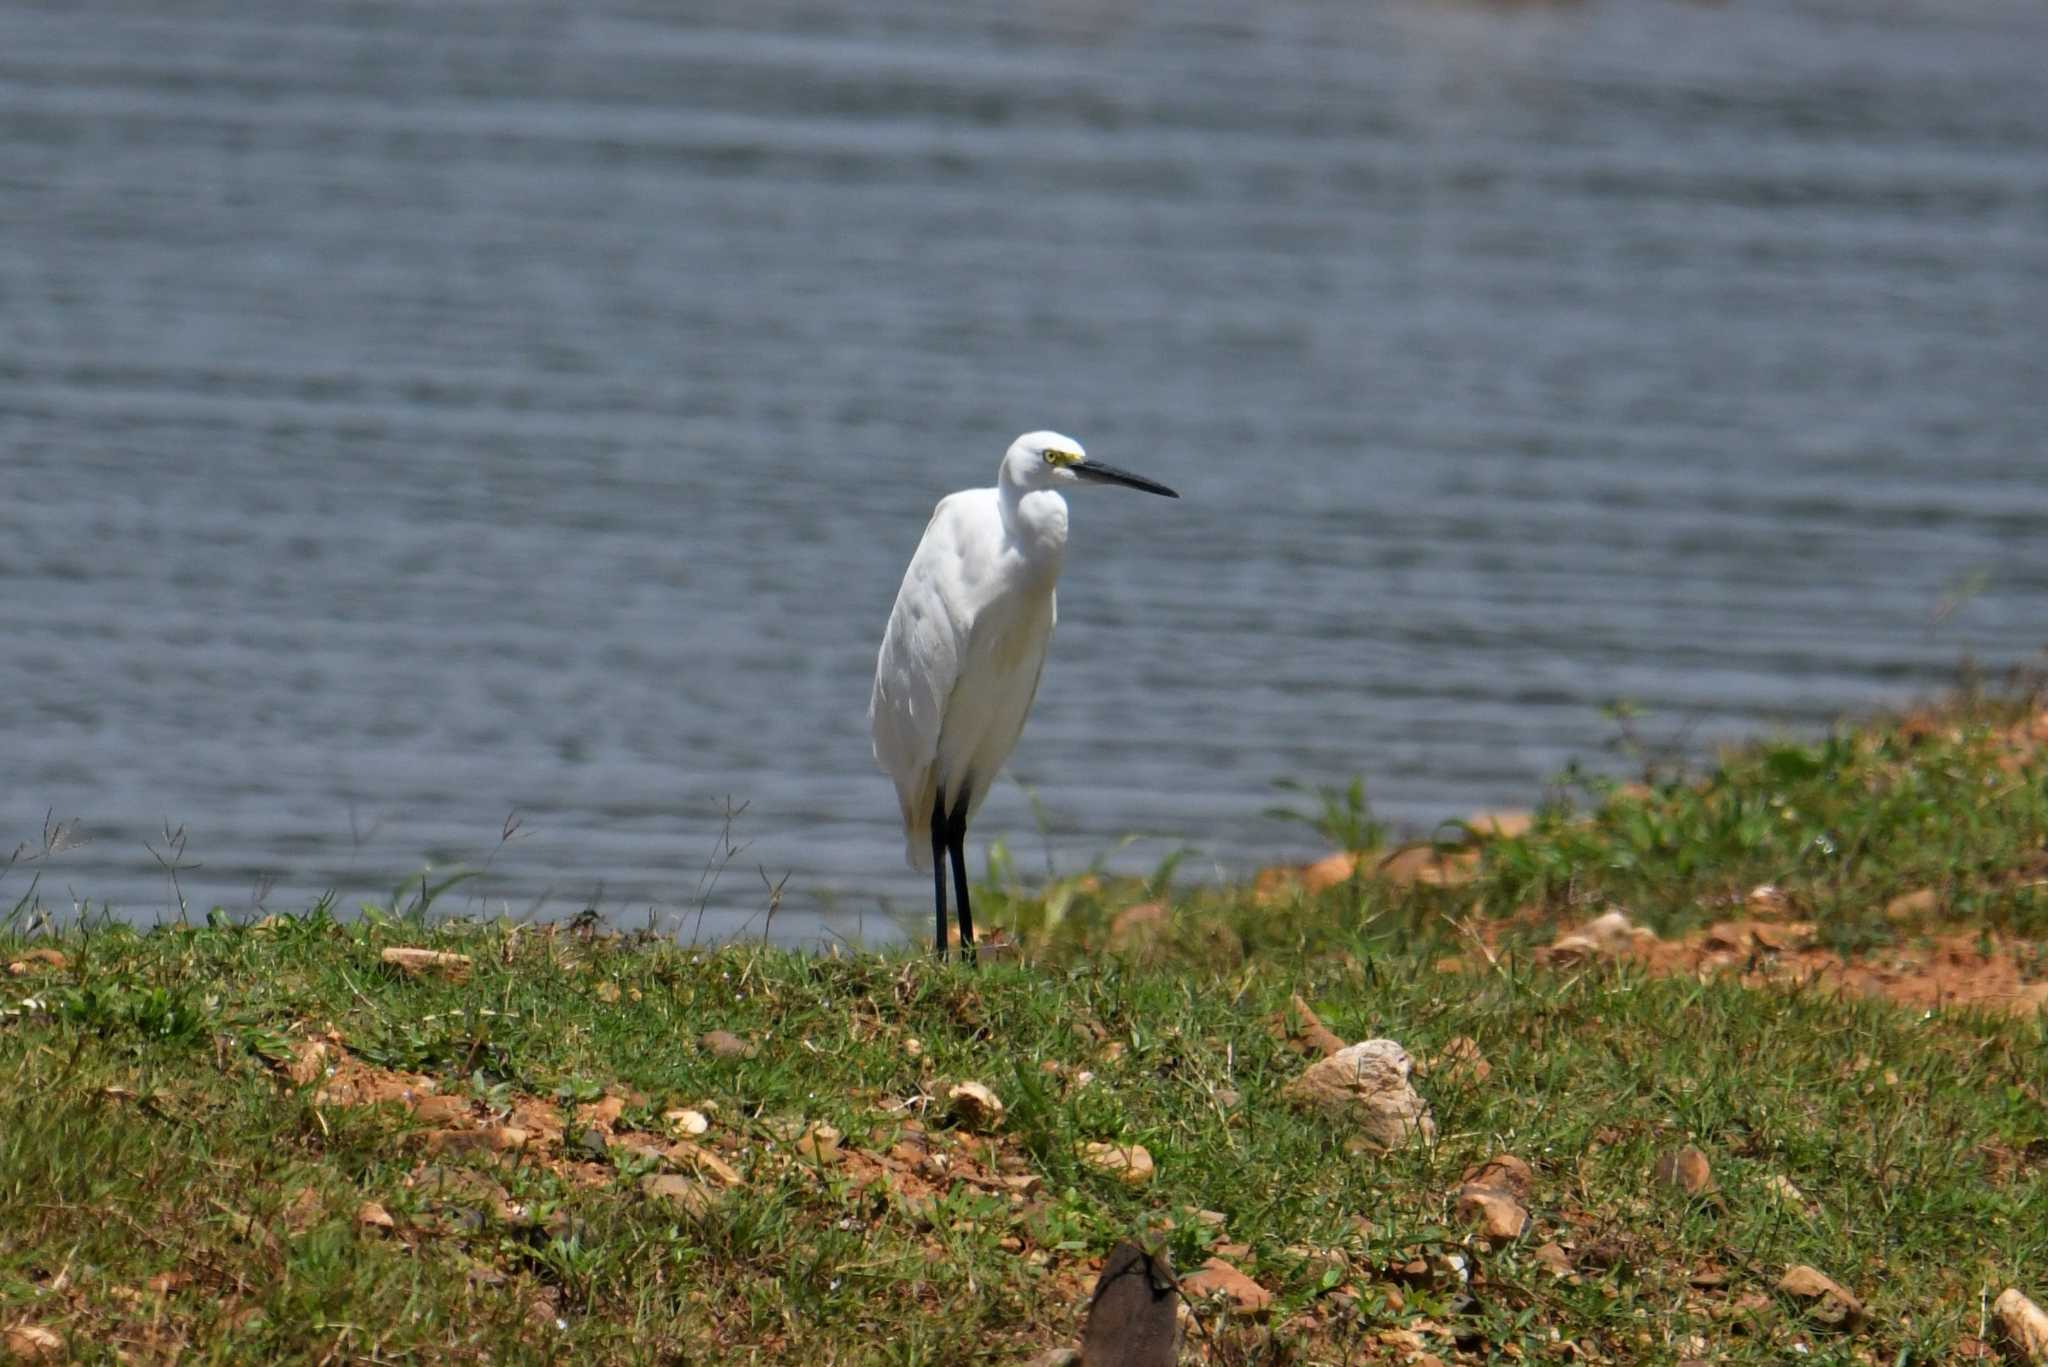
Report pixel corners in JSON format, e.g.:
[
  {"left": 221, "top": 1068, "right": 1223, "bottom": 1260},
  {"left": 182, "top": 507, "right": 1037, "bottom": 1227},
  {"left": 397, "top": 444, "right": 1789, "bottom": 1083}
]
[{"left": 870, "top": 430, "right": 1178, "bottom": 957}]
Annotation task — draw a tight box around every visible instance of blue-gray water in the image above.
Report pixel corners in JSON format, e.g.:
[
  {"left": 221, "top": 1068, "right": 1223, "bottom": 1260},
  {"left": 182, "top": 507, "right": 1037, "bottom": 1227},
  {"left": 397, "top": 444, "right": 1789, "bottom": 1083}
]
[{"left": 4, "top": 0, "right": 2045, "bottom": 944}]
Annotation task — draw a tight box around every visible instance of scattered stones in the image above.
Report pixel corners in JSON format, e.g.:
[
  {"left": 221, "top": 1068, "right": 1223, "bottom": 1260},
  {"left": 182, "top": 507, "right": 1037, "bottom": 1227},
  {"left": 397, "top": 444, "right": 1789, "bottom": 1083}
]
[
  {"left": 4, "top": 947, "right": 66, "bottom": 975},
  {"left": 1080, "top": 1242, "right": 1178, "bottom": 1367},
  {"left": 1747, "top": 883, "right": 1788, "bottom": 915},
  {"left": 1463, "top": 1154, "right": 1533, "bottom": 1197},
  {"left": 2, "top": 1325, "right": 62, "bottom": 1360},
  {"left": 1299, "top": 852, "right": 1359, "bottom": 894},
  {"left": 286, "top": 1039, "right": 333, "bottom": 1087},
  {"left": 671, "top": 1142, "right": 744, "bottom": 1187},
  {"left": 1281, "top": 1039, "right": 1436, "bottom": 1151},
  {"left": 1764, "top": 1173, "right": 1812, "bottom": 1213},
  {"left": 379, "top": 946, "right": 472, "bottom": 981},
  {"left": 1655, "top": 1146, "right": 1716, "bottom": 1196},
  {"left": 1077, "top": 1141, "right": 1156, "bottom": 1186},
  {"left": 576, "top": 1095, "right": 628, "bottom": 1130},
  {"left": 1885, "top": 888, "right": 1940, "bottom": 922},
  {"left": 1425, "top": 1036, "right": 1492, "bottom": 1084},
  {"left": 1028, "top": 1350, "right": 1083, "bottom": 1367},
  {"left": 796, "top": 1123, "right": 843, "bottom": 1164},
  {"left": 1463, "top": 809, "right": 1533, "bottom": 841},
  {"left": 1376, "top": 845, "right": 1481, "bottom": 889},
  {"left": 1181, "top": 1257, "right": 1275, "bottom": 1316},
  {"left": 664, "top": 1107, "right": 711, "bottom": 1137},
  {"left": 1453, "top": 1185, "right": 1529, "bottom": 1245},
  {"left": 700, "top": 1030, "right": 757, "bottom": 1060},
  {"left": 1531, "top": 1242, "right": 1575, "bottom": 1278},
  {"left": 410, "top": 1094, "right": 471, "bottom": 1125},
  {"left": 355, "top": 1201, "right": 396, "bottom": 1232},
  {"left": 1540, "top": 909, "right": 1651, "bottom": 966},
  {"left": 946, "top": 1081, "right": 1005, "bottom": 1132},
  {"left": 1107, "top": 902, "right": 1169, "bottom": 953},
  {"left": 640, "top": 1173, "right": 716, "bottom": 1217},
  {"left": 1777, "top": 1265, "right": 1864, "bottom": 1330},
  {"left": 423, "top": 1125, "right": 530, "bottom": 1155},
  {"left": 1453, "top": 1154, "right": 1532, "bottom": 1244},
  {"left": 1995, "top": 1288, "right": 2048, "bottom": 1363},
  {"left": 1276, "top": 993, "right": 1347, "bottom": 1059}
]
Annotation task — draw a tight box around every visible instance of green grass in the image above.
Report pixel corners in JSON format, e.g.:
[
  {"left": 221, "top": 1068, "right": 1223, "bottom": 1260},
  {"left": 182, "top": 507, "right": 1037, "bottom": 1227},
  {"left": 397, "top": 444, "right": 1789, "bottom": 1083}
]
[{"left": 2, "top": 696, "right": 2046, "bottom": 1363}]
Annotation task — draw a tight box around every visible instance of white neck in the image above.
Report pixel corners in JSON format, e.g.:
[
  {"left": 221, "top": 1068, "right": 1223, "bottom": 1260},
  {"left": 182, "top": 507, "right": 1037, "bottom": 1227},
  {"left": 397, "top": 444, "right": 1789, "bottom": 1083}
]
[{"left": 997, "top": 468, "right": 1069, "bottom": 576}]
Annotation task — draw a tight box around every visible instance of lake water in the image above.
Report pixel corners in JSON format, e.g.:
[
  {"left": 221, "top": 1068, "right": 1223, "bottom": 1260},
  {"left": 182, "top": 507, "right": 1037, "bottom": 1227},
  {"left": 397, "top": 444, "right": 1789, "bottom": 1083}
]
[{"left": 4, "top": 0, "right": 2045, "bottom": 944}]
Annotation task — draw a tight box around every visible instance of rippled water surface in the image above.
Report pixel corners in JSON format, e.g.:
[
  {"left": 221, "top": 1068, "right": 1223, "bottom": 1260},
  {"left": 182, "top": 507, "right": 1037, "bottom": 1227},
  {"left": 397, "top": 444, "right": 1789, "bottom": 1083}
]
[{"left": 4, "top": 0, "right": 2045, "bottom": 941}]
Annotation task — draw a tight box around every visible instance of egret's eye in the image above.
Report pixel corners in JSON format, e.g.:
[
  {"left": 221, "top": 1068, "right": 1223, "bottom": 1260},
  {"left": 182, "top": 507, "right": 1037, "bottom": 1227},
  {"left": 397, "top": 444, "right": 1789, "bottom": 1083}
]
[{"left": 1043, "top": 449, "right": 1080, "bottom": 467}]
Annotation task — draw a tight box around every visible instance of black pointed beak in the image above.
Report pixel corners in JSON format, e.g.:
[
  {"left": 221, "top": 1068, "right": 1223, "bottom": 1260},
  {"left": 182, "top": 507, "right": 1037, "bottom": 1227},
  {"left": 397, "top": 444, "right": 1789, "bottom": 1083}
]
[{"left": 1073, "top": 459, "right": 1179, "bottom": 498}]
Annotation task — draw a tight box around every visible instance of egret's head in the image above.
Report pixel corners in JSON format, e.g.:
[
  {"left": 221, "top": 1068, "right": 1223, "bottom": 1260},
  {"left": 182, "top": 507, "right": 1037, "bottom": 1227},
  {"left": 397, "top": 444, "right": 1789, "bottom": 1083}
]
[{"left": 1001, "top": 430, "right": 1179, "bottom": 498}]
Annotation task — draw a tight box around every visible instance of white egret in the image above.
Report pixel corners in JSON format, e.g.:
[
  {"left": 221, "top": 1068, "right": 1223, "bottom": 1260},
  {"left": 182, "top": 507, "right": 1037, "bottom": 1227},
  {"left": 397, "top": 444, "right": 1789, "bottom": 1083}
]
[{"left": 870, "top": 430, "right": 1179, "bottom": 959}]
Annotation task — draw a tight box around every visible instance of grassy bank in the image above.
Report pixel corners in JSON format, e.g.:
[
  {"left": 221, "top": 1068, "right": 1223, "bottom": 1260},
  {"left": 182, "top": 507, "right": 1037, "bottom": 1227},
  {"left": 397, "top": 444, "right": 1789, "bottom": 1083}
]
[{"left": 3, "top": 696, "right": 2047, "bottom": 1363}]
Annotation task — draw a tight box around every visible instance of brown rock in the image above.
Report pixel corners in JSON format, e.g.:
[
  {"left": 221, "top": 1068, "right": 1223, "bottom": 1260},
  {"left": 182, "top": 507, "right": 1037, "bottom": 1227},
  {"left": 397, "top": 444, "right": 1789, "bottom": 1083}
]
[
  {"left": 1427, "top": 1035, "right": 1492, "bottom": 1084},
  {"left": 409, "top": 1094, "right": 471, "bottom": 1125},
  {"left": 1777, "top": 1264, "right": 1864, "bottom": 1330},
  {"left": 576, "top": 1095, "right": 628, "bottom": 1130},
  {"left": 424, "top": 1125, "right": 529, "bottom": 1155},
  {"left": 640, "top": 1173, "right": 715, "bottom": 1217},
  {"left": 1532, "top": 1241, "right": 1574, "bottom": 1278},
  {"left": 670, "top": 1141, "right": 744, "bottom": 1187},
  {"left": 1541, "top": 909, "right": 1648, "bottom": 965},
  {"left": 1464, "top": 809, "right": 1533, "bottom": 841},
  {"left": 1278, "top": 993, "right": 1347, "bottom": 1058},
  {"left": 2, "top": 1326, "right": 62, "bottom": 1360},
  {"left": 509, "top": 1097, "right": 565, "bottom": 1145},
  {"left": 1454, "top": 1184, "right": 1529, "bottom": 1244},
  {"left": 795, "top": 1123, "right": 843, "bottom": 1164},
  {"left": 1885, "top": 888, "right": 1940, "bottom": 922},
  {"left": 1994, "top": 1288, "right": 2048, "bottom": 1363},
  {"left": 1107, "top": 901, "right": 1169, "bottom": 952},
  {"left": 664, "top": 1107, "right": 711, "bottom": 1137},
  {"left": 1763, "top": 1173, "right": 1812, "bottom": 1213},
  {"left": 946, "top": 1081, "right": 1005, "bottom": 1132},
  {"left": 1281, "top": 1039, "right": 1435, "bottom": 1150},
  {"left": 379, "top": 946, "right": 472, "bottom": 981},
  {"left": 700, "top": 1030, "right": 757, "bottom": 1060},
  {"left": 1749, "top": 921, "right": 1808, "bottom": 951},
  {"left": 286, "top": 1040, "right": 332, "bottom": 1087},
  {"left": 7, "top": 948, "right": 66, "bottom": 973},
  {"left": 1077, "top": 1141, "right": 1155, "bottom": 1186},
  {"left": 1702, "top": 922, "right": 1754, "bottom": 953},
  {"left": 1181, "top": 1257, "right": 1275, "bottom": 1316},
  {"left": 1655, "top": 1146, "right": 1715, "bottom": 1196},
  {"left": 355, "top": 1201, "right": 396, "bottom": 1232},
  {"left": 1462, "top": 1154, "right": 1533, "bottom": 1199},
  {"left": 1300, "top": 852, "right": 1359, "bottom": 893},
  {"left": 1375, "top": 845, "right": 1480, "bottom": 888}
]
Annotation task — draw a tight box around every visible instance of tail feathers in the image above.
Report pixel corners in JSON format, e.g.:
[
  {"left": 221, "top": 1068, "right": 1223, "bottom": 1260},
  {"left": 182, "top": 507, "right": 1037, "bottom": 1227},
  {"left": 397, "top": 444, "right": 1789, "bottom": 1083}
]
[
  {"left": 901, "top": 789, "right": 935, "bottom": 872},
  {"left": 894, "top": 765, "right": 939, "bottom": 871}
]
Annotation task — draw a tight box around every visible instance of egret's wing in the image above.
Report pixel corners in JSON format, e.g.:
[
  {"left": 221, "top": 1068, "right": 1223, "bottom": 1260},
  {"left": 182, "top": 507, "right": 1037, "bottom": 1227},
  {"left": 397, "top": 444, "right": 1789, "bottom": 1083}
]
[
  {"left": 946, "top": 586, "right": 1054, "bottom": 829},
  {"left": 870, "top": 493, "right": 979, "bottom": 869}
]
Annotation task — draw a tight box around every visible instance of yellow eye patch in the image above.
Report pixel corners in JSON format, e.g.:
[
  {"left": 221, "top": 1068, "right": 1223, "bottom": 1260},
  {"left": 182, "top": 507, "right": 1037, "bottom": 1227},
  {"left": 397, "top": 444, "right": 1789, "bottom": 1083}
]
[{"left": 1042, "top": 449, "right": 1082, "bottom": 467}]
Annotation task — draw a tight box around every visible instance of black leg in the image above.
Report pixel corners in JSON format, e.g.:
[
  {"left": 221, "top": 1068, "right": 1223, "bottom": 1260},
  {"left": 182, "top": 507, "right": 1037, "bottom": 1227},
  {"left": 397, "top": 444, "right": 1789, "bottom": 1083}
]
[
  {"left": 947, "top": 790, "right": 975, "bottom": 965},
  {"left": 931, "top": 790, "right": 949, "bottom": 958}
]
